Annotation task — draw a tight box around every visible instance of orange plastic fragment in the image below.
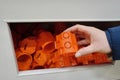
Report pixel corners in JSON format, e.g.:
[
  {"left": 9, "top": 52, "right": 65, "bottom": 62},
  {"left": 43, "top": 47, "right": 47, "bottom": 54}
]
[
  {"left": 70, "top": 56, "right": 78, "bottom": 66},
  {"left": 15, "top": 49, "right": 32, "bottom": 71},
  {"left": 93, "top": 53, "right": 112, "bottom": 64},
  {"left": 63, "top": 55, "right": 77, "bottom": 67},
  {"left": 32, "top": 61, "right": 45, "bottom": 69},
  {"left": 55, "top": 32, "right": 78, "bottom": 56},
  {"left": 42, "top": 41, "right": 55, "bottom": 54},
  {"left": 34, "top": 50, "right": 47, "bottom": 66},
  {"left": 19, "top": 37, "right": 37, "bottom": 54},
  {"left": 77, "top": 54, "right": 94, "bottom": 65},
  {"left": 36, "top": 31, "right": 55, "bottom": 50},
  {"left": 46, "top": 50, "right": 58, "bottom": 67},
  {"left": 49, "top": 53, "right": 77, "bottom": 68},
  {"left": 77, "top": 53, "right": 112, "bottom": 65},
  {"left": 50, "top": 54, "right": 65, "bottom": 68}
]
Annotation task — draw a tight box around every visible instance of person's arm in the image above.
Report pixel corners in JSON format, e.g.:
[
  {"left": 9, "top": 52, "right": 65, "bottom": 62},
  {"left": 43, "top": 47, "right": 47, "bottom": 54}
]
[{"left": 105, "top": 26, "right": 120, "bottom": 60}]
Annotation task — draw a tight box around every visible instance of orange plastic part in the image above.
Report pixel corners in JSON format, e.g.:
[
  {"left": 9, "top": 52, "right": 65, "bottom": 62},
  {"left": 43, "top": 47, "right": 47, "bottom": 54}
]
[
  {"left": 19, "top": 37, "right": 37, "bottom": 54},
  {"left": 55, "top": 32, "right": 78, "bottom": 56},
  {"left": 93, "top": 53, "right": 112, "bottom": 64},
  {"left": 46, "top": 50, "right": 58, "bottom": 67},
  {"left": 77, "top": 53, "right": 111, "bottom": 65},
  {"left": 32, "top": 61, "right": 45, "bottom": 69},
  {"left": 77, "top": 54, "right": 94, "bottom": 65},
  {"left": 42, "top": 41, "right": 55, "bottom": 54},
  {"left": 15, "top": 49, "right": 32, "bottom": 71},
  {"left": 49, "top": 53, "right": 77, "bottom": 68},
  {"left": 34, "top": 50, "right": 47, "bottom": 66},
  {"left": 62, "top": 55, "right": 77, "bottom": 67},
  {"left": 36, "top": 31, "right": 55, "bottom": 50}
]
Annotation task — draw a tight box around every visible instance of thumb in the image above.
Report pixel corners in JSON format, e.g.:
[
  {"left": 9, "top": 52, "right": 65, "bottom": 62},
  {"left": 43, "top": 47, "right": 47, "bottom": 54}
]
[{"left": 75, "top": 45, "right": 94, "bottom": 57}]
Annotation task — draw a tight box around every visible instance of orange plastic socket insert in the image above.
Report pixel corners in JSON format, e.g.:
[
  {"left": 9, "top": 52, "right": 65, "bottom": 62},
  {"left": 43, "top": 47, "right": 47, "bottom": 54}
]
[
  {"left": 19, "top": 37, "right": 37, "bottom": 54},
  {"left": 55, "top": 32, "right": 78, "bottom": 56},
  {"left": 34, "top": 50, "right": 47, "bottom": 66},
  {"left": 16, "top": 49, "right": 32, "bottom": 71}
]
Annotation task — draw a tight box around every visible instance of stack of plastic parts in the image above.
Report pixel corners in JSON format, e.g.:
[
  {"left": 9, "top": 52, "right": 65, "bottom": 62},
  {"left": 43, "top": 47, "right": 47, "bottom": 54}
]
[
  {"left": 76, "top": 53, "right": 111, "bottom": 65},
  {"left": 13, "top": 28, "right": 112, "bottom": 71},
  {"left": 16, "top": 37, "right": 37, "bottom": 71}
]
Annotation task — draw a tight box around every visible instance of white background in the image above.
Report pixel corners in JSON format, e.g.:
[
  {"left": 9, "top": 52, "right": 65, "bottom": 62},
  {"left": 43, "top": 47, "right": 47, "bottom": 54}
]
[{"left": 0, "top": 0, "right": 120, "bottom": 20}]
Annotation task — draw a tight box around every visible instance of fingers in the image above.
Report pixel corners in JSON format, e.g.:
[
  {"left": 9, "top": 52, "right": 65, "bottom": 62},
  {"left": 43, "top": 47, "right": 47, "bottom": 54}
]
[
  {"left": 64, "top": 24, "right": 96, "bottom": 57},
  {"left": 75, "top": 45, "right": 94, "bottom": 57},
  {"left": 77, "top": 39, "right": 90, "bottom": 46},
  {"left": 64, "top": 24, "right": 90, "bottom": 33},
  {"left": 64, "top": 24, "right": 79, "bottom": 33}
]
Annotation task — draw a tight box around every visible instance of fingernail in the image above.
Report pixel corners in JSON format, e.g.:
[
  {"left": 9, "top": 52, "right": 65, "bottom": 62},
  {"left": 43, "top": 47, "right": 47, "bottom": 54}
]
[{"left": 75, "top": 52, "right": 81, "bottom": 57}]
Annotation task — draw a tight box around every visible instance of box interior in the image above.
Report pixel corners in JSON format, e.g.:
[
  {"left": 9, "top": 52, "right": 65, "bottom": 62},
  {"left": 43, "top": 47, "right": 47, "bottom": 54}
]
[{"left": 8, "top": 21, "right": 120, "bottom": 75}]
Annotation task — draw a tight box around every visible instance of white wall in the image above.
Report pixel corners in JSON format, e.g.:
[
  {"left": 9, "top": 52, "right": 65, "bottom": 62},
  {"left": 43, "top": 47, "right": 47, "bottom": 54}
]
[{"left": 0, "top": 0, "right": 120, "bottom": 20}]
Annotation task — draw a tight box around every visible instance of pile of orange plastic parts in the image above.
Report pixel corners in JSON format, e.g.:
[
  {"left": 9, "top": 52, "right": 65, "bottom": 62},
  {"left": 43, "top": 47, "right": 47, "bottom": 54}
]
[{"left": 14, "top": 31, "right": 111, "bottom": 71}]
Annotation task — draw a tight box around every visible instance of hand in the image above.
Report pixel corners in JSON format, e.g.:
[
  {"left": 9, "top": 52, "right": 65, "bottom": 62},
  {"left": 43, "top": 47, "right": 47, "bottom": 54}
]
[{"left": 64, "top": 24, "right": 112, "bottom": 57}]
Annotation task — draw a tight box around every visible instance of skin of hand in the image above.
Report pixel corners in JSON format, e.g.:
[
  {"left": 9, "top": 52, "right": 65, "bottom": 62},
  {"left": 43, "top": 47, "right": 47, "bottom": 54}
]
[{"left": 64, "top": 24, "right": 112, "bottom": 58}]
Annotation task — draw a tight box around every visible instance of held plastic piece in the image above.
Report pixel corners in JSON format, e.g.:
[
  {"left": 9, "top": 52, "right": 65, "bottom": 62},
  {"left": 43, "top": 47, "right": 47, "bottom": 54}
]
[
  {"left": 55, "top": 32, "right": 78, "bottom": 56},
  {"left": 19, "top": 37, "right": 37, "bottom": 54},
  {"left": 48, "top": 32, "right": 78, "bottom": 68},
  {"left": 16, "top": 49, "right": 32, "bottom": 71}
]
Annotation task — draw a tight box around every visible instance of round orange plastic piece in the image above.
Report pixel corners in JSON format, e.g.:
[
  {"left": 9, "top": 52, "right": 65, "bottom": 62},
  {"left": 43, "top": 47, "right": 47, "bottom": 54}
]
[
  {"left": 32, "top": 61, "right": 45, "bottom": 69},
  {"left": 34, "top": 50, "right": 47, "bottom": 66},
  {"left": 42, "top": 41, "right": 55, "bottom": 54},
  {"left": 16, "top": 49, "right": 32, "bottom": 71},
  {"left": 19, "top": 37, "right": 37, "bottom": 54}
]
